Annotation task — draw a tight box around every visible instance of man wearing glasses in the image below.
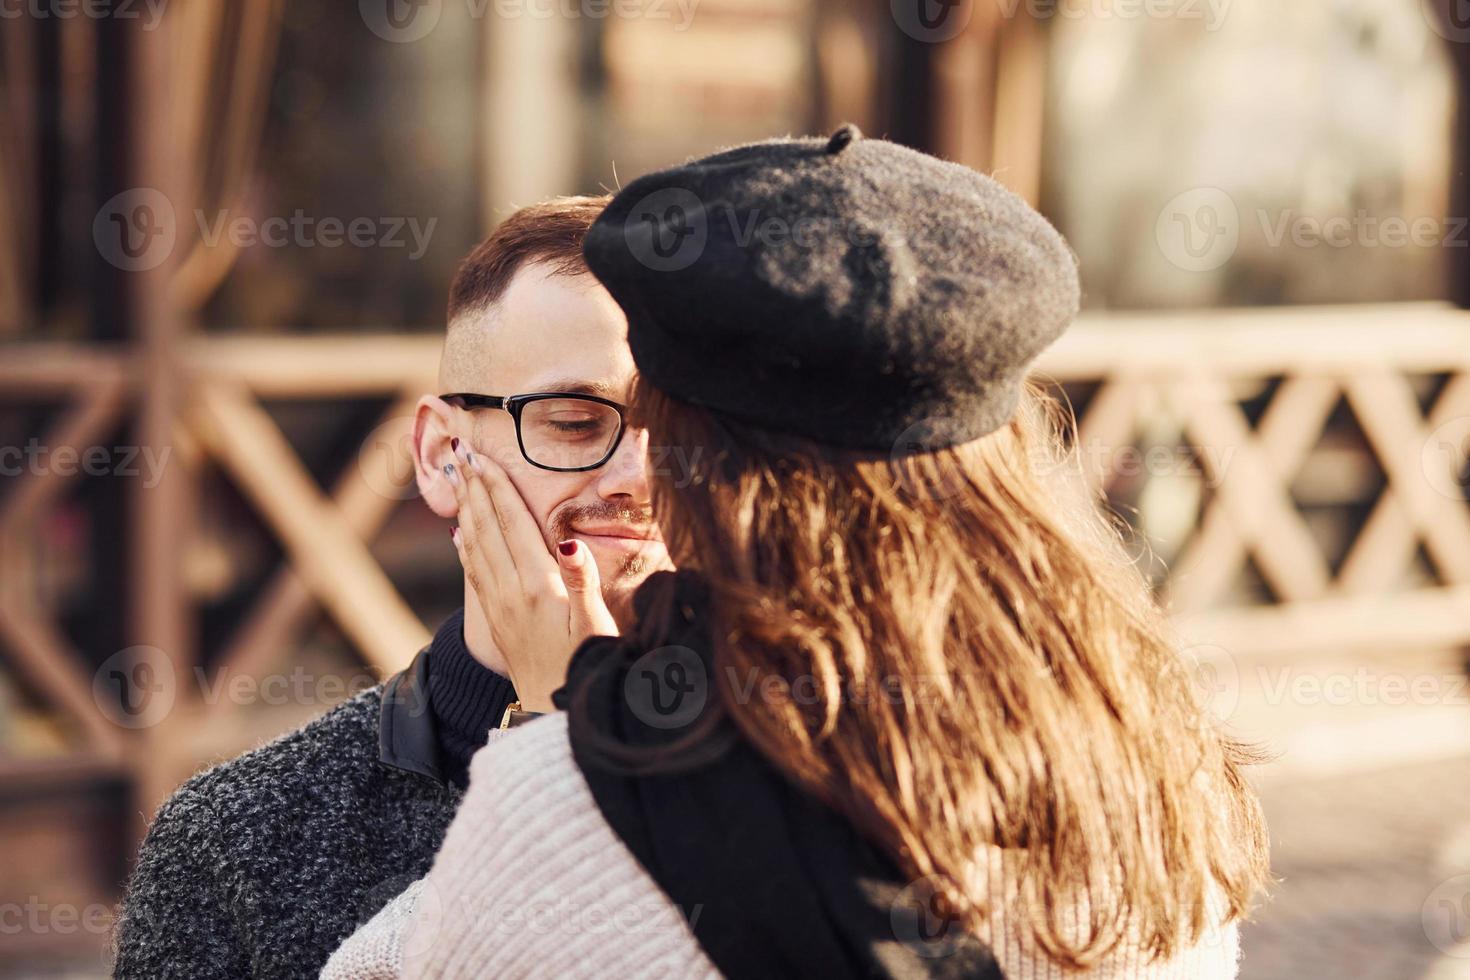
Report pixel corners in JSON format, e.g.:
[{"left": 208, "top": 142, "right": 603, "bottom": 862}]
[{"left": 114, "top": 195, "right": 670, "bottom": 979}]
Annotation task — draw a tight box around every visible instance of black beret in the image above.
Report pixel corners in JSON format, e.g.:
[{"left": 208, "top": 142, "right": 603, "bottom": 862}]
[{"left": 583, "top": 125, "right": 1080, "bottom": 452}]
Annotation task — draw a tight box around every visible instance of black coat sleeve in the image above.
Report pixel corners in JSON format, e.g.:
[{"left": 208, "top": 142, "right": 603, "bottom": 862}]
[{"left": 113, "top": 782, "right": 251, "bottom": 979}]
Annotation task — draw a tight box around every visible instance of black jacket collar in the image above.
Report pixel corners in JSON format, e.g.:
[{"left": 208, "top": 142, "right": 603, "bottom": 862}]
[
  {"left": 378, "top": 646, "right": 448, "bottom": 785},
  {"left": 377, "top": 610, "right": 518, "bottom": 788}
]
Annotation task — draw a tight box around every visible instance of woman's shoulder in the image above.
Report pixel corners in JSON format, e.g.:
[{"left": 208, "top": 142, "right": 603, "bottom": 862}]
[
  {"left": 968, "top": 846, "right": 1242, "bottom": 980},
  {"left": 976, "top": 910, "right": 1240, "bottom": 980}
]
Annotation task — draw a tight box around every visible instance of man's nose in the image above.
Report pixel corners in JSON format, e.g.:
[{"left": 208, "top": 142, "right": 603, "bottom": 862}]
[{"left": 595, "top": 426, "right": 652, "bottom": 502}]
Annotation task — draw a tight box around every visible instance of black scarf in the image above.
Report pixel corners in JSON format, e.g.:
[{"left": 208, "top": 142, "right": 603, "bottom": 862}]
[{"left": 552, "top": 571, "right": 1004, "bottom": 980}]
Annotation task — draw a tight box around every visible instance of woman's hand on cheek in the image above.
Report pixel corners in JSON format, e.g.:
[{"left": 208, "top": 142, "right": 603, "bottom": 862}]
[{"left": 447, "top": 444, "right": 619, "bottom": 713}]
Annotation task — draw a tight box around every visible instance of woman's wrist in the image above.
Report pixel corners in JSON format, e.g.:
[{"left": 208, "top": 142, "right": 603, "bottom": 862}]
[
  {"left": 498, "top": 699, "right": 551, "bottom": 729},
  {"left": 504, "top": 668, "right": 560, "bottom": 714},
  {"left": 517, "top": 692, "right": 557, "bottom": 714}
]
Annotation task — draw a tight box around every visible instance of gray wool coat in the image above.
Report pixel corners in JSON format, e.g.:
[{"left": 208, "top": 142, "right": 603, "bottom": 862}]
[{"left": 112, "top": 667, "right": 462, "bottom": 979}]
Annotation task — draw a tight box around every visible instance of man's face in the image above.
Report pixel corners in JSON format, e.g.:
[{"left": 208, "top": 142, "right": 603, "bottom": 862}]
[{"left": 449, "top": 262, "right": 670, "bottom": 607}]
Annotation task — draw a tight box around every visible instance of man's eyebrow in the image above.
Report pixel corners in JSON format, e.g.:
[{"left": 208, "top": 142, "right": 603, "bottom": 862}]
[{"left": 532, "top": 378, "right": 617, "bottom": 396}]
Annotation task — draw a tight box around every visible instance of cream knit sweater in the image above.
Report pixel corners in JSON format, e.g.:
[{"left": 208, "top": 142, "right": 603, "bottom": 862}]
[{"left": 322, "top": 714, "right": 1241, "bottom": 979}]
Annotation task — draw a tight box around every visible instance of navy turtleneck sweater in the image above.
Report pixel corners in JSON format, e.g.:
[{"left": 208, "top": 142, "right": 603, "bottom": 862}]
[{"left": 426, "top": 608, "right": 518, "bottom": 788}]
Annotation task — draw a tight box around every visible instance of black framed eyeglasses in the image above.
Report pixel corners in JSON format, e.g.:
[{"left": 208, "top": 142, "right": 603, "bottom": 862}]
[{"left": 442, "top": 391, "right": 628, "bottom": 472}]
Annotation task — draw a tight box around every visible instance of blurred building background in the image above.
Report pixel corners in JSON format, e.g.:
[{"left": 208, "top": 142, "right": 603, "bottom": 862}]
[{"left": 2, "top": 0, "right": 1470, "bottom": 976}]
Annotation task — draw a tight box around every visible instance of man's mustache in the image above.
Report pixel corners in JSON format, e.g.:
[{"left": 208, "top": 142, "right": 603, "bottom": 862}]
[{"left": 550, "top": 502, "right": 658, "bottom": 543}]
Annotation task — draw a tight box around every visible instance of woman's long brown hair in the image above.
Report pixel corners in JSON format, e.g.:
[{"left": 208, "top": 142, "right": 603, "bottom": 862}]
[{"left": 626, "top": 378, "right": 1271, "bottom": 968}]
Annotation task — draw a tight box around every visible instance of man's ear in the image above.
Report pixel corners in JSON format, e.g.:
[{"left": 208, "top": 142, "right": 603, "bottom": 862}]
[{"left": 413, "top": 395, "right": 459, "bottom": 518}]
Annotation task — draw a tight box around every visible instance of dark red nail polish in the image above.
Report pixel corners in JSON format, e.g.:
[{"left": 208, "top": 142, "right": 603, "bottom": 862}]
[
  {"left": 557, "top": 540, "right": 576, "bottom": 557},
  {"left": 450, "top": 437, "right": 460, "bottom": 451}
]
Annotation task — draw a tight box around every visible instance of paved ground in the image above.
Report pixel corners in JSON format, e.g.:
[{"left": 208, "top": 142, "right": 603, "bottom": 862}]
[
  {"left": 1207, "top": 644, "right": 1470, "bottom": 979},
  {"left": 1241, "top": 754, "right": 1470, "bottom": 980}
]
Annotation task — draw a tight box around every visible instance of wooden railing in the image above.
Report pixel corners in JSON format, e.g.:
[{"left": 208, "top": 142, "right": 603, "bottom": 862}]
[
  {"left": 2, "top": 303, "right": 1469, "bottom": 815},
  {"left": 1043, "top": 304, "right": 1470, "bottom": 657}
]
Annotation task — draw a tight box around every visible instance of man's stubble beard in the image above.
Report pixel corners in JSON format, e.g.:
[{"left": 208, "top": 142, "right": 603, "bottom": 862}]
[{"left": 602, "top": 557, "right": 644, "bottom": 630}]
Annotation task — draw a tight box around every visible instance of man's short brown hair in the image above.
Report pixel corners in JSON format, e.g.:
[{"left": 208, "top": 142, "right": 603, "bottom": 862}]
[{"left": 446, "top": 195, "right": 612, "bottom": 323}]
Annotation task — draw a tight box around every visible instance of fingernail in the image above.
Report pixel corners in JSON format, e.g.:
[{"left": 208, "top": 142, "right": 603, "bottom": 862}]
[
  {"left": 557, "top": 539, "right": 577, "bottom": 557},
  {"left": 467, "top": 451, "right": 483, "bottom": 474},
  {"left": 450, "top": 437, "right": 460, "bottom": 452},
  {"left": 451, "top": 526, "right": 460, "bottom": 544},
  {"left": 442, "top": 462, "right": 459, "bottom": 486}
]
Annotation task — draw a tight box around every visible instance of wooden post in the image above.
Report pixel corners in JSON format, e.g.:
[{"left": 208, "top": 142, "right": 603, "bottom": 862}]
[
  {"left": 820, "top": 1, "right": 1049, "bottom": 203},
  {"left": 1428, "top": 1, "right": 1470, "bottom": 307},
  {"left": 480, "top": 7, "right": 581, "bottom": 228},
  {"left": 116, "top": 13, "right": 194, "bottom": 828}
]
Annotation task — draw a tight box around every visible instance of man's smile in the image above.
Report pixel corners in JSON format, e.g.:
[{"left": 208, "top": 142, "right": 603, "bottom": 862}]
[
  {"left": 570, "top": 522, "right": 666, "bottom": 553},
  {"left": 572, "top": 521, "right": 658, "bottom": 541}
]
